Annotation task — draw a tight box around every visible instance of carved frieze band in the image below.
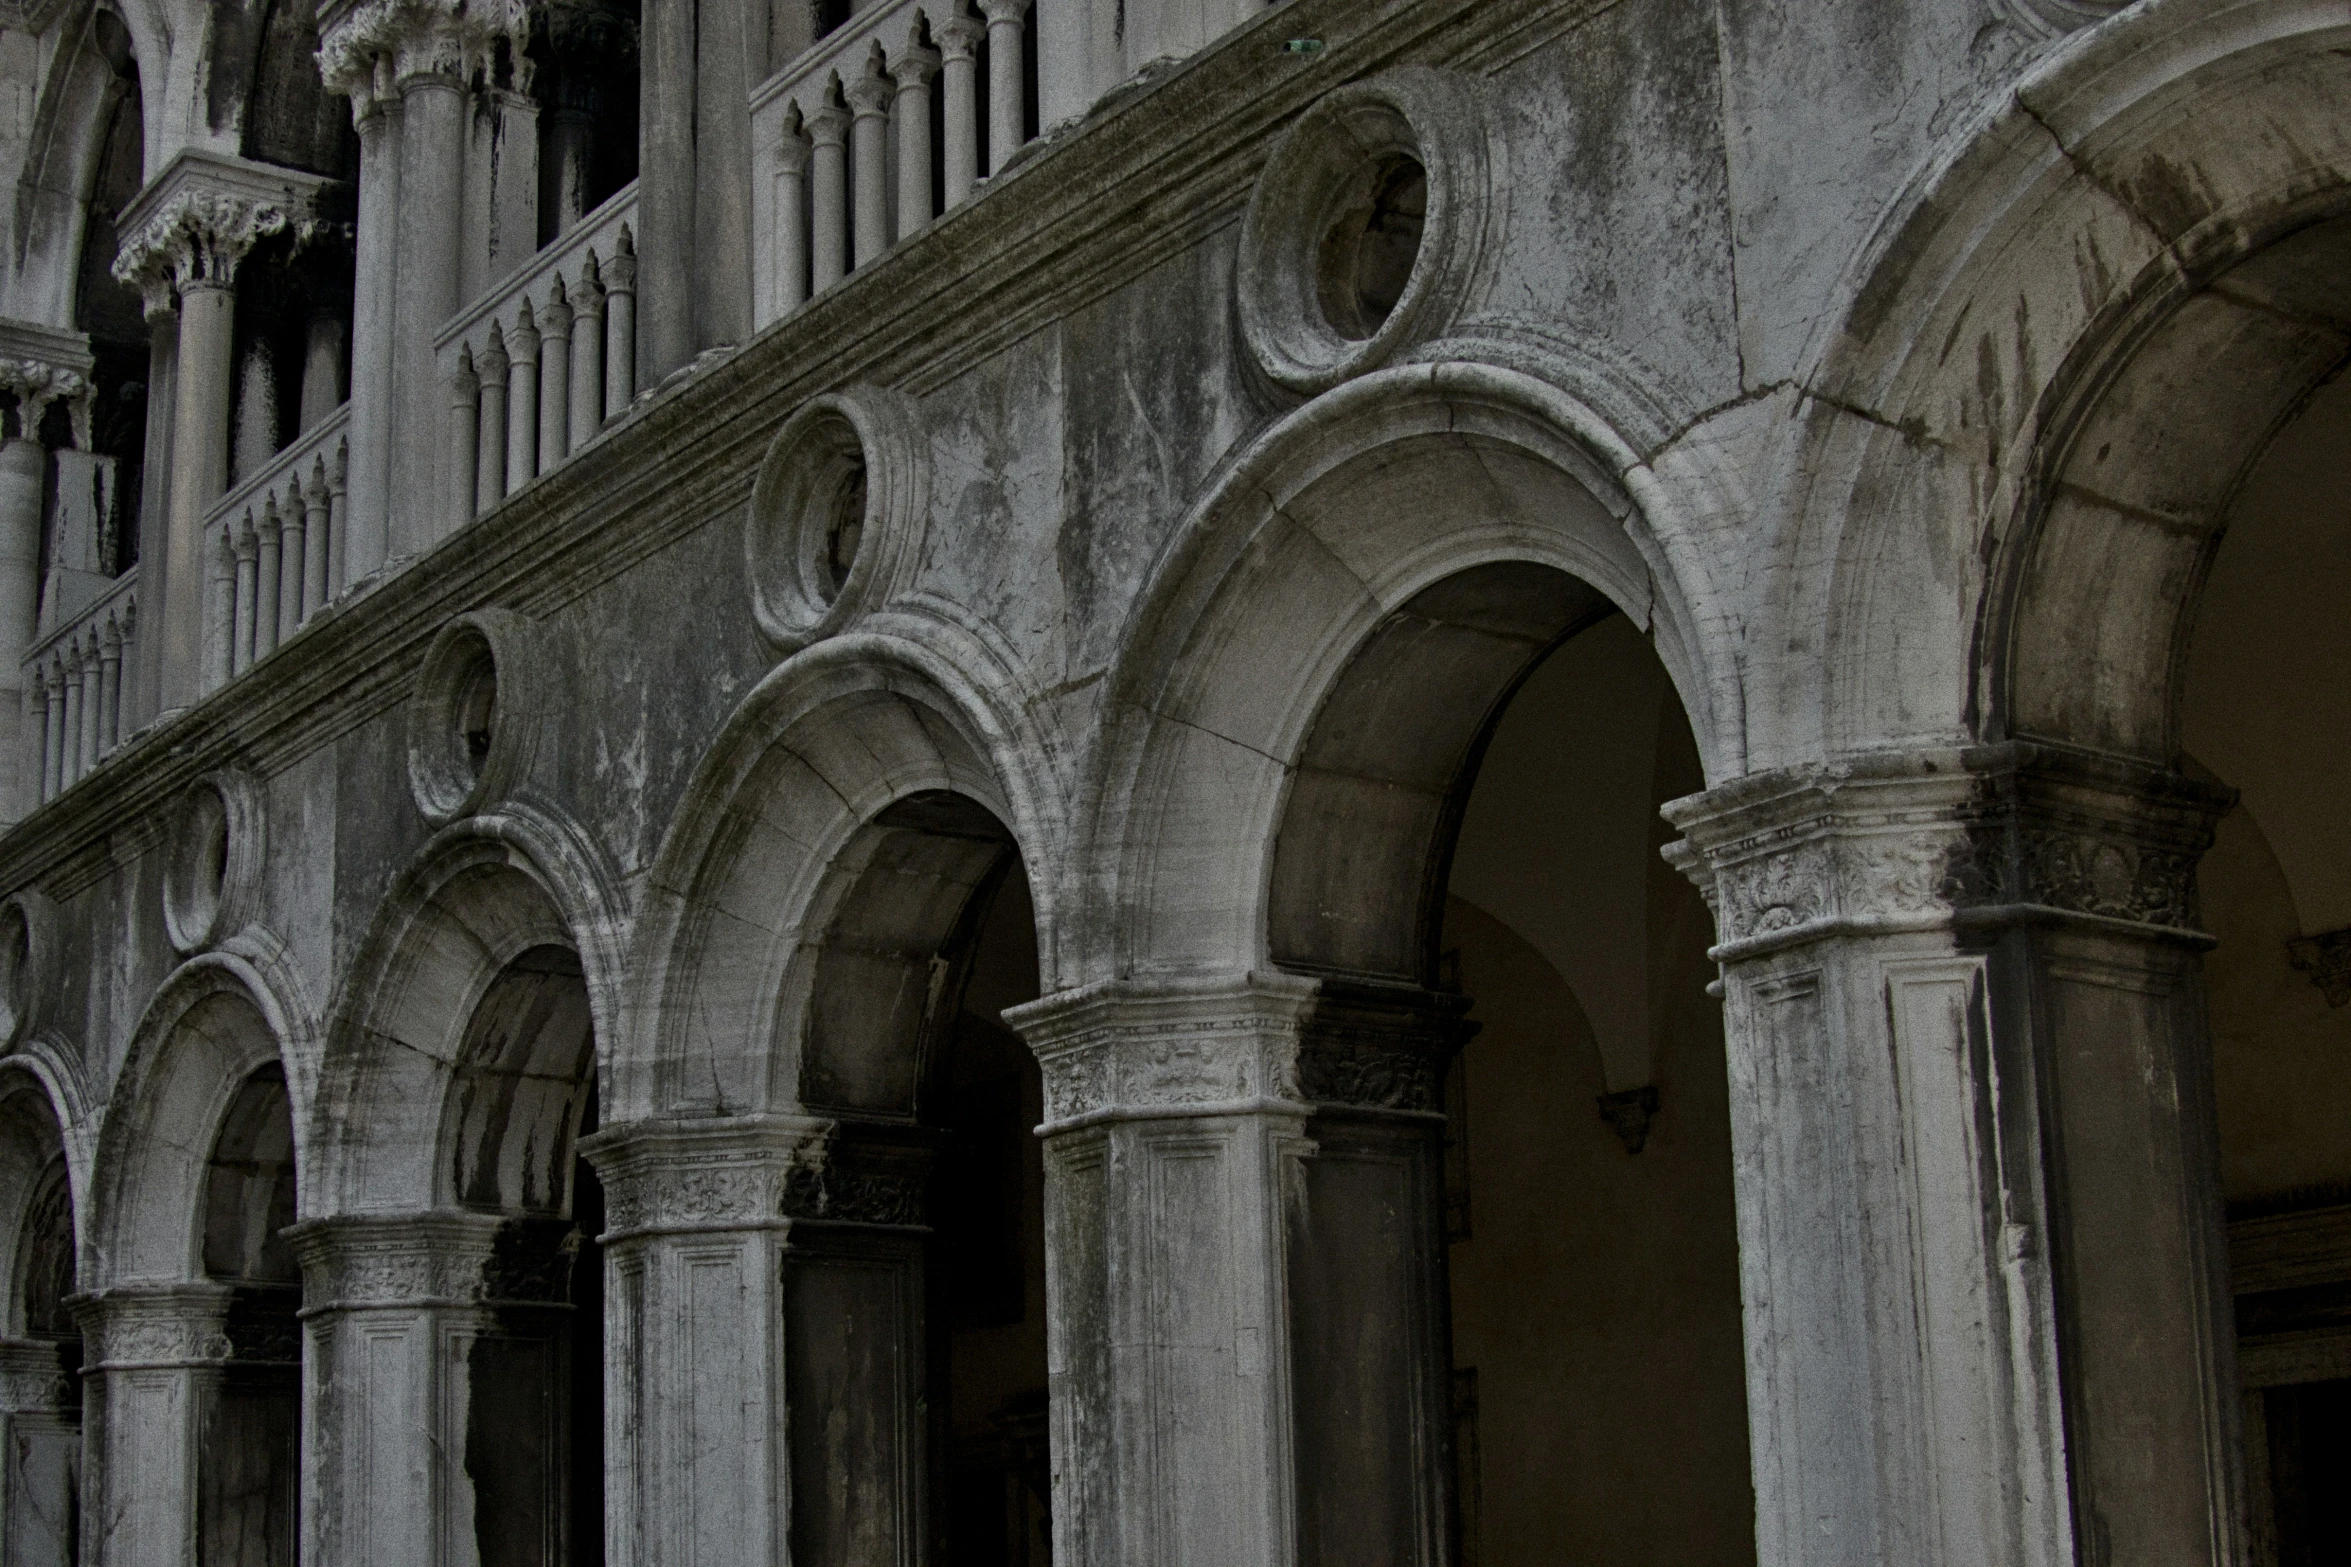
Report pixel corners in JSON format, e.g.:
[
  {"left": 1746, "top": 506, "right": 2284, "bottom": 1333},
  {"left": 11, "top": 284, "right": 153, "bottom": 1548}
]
[
  {"left": 1664, "top": 743, "right": 2231, "bottom": 958},
  {"left": 585, "top": 1116, "right": 932, "bottom": 1235},
  {"left": 72, "top": 1288, "right": 236, "bottom": 1369},
  {"left": 1010, "top": 975, "right": 1469, "bottom": 1131},
  {"left": 288, "top": 1211, "right": 574, "bottom": 1308}
]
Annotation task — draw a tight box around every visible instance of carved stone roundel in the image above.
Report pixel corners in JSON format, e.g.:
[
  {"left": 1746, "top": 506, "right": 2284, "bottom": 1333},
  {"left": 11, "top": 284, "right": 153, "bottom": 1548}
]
[
  {"left": 746, "top": 385, "right": 929, "bottom": 653},
  {"left": 1237, "top": 67, "right": 1494, "bottom": 394},
  {"left": 407, "top": 608, "right": 548, "bottom": 826},
  {"left": 162, "top": 770, "right": 265, "bottom": 955}
]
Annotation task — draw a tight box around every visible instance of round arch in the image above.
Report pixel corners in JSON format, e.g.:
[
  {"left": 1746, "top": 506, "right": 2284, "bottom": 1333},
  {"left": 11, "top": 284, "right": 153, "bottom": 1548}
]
[
  {"left": 82, "top": 942, "right": 318, "bottom": 1288},
  {"left": 310, "top": 804, "right": 628, "bottom": 1216},
  {"left": 1085, "top": 358, "right": 1729, "bottom": 986},
  {"left": 616, "top": 631, "right": 1058, "bottom": 1123},
  {"left": 1780, "top": 0, "right": 2351, "bottom": 765},
  {"left": 0, "top": 1050, "right": 91, "bottom": 1335}
]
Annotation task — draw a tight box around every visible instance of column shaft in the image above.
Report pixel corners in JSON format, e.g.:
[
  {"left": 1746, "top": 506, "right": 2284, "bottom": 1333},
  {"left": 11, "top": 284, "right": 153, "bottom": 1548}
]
[
  {"left": 159, "top": 283, "right": 236, "bottom": 711},
  {"left": 0, "top": 440, "right": 46, "bottom": 818},
  {"left": 1008, "top": 975, "right": 1464, "bottom": 1567},
  {"left": 392, "top": 72, "right": 466, "bottom": 556},
  {"left": 344, "top": 98, "right": 401, "bottom": 589}
]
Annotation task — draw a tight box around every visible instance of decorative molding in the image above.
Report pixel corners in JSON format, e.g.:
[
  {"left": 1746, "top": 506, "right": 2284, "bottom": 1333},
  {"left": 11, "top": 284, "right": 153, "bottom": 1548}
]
[
  {"left": 286, "top": 1210, "right": 574, "bottom": 1308},
  {"left": 1236, "top": 66, "right": 1498, "bottom": 394},
  {"left": 1596, "top": 1085, "right": 1658, "bottom": 1154},
  {"left": 1009, "top": 973, "right": 1469, "bottom": 1130},
  {"left": 160, "top": 769, "right": 267, "bottom": 956},
  {"left": 1663, "top": 743, "right": 2232, "bottom": 960},
  {"left": 108, "top": 152, "right": 335, "bottom": 307},
  {"left": 71, "top": 1285, "right": 235, "bottom": 1369},
  {"left": 745, "top": 385, "right": 930, "bottom": 654},
  {"left": 2287, "top": 928, "right": 2351, "bottom": 1007},
  {"left": 318, "top": 0, "right": 533, "bottom": 108},
  {"left": 406, "top": 608, "right": 550, "bottom": 827},
  {"left": 585, "top": 1114, "right": 933, "bottom": 1233},
  {"left": 0, "top": 890, "right": 57, "bottom": 1045},
  {"left": 0, "top": 322, "right": 94, "bottom": 445},
  {"left": 1993, "top": 0, "right": 2128, "bottom": 42}
]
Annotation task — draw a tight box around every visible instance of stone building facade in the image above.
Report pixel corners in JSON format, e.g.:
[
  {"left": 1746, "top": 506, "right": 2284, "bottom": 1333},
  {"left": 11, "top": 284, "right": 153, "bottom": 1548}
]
[{"left": 0, "top": 0, "right": 2346, "bottom": 1561}]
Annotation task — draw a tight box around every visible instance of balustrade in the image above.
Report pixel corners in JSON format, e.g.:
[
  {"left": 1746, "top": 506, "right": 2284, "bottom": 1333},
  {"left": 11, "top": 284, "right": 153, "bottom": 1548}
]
[
  {"left": 435, "top": 184, "right": 640, "bottom": 533},
  {"left": 199, "top": 405, "right": 349, "bottom": 693},
  {"left": 751, "top": 0, "right": 1035, "bottom": 327},
  {"left": 23, "top": 568, "right": 135, "bottom": 805}
]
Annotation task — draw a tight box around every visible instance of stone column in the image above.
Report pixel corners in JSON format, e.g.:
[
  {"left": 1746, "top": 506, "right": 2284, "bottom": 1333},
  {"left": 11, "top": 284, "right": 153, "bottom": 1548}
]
[
  {"left": 0, "top": 1336, "right": 81, "bottom": 1567},
  {"left": 808, "top": 103, "right": 850, "bottom": 294},
  {"left": 979, "top": 0, "right": 1032, "bottom": 177},
  {"left": 392, "top": 32, "right": 470, "bottom": 559},
  {"left": 1005, "top": 973, "right": 1468, "bottom": 1567},
  {"left": 892, "top": 44, "right": 940, "bottom": 239},
  {"left": 73, "top": 1284, "right": 235, "bottom": 1567},
  {"left": 939, "top": 15, "right": 984, "bottom": 206},
  {"left": 338, "top": 75, "right": 401, "bottom": 588},
  {"left": 290, "top": 1211, "right": 580, "bottom": 1567},
  {"left": 583, "top": 1114, "right": 936, "bottom": 1567},
  {"left": 638, "top": 0, "right": 755, "bottom": 383},
  {"left": 1661, "top": 743, "right": 2243, "bottom": 1567},
  {"left": 0, "top": 434, "right": 48, "bottom": 818},
  {"left": 130, "top": 302, "right": 177, "bottom": 727},
  {"left": 847, "top": 62, "right": 894, "bottom": 269},
  {"left": 113, "top": 193, "right": 286, "bottom": 714}
]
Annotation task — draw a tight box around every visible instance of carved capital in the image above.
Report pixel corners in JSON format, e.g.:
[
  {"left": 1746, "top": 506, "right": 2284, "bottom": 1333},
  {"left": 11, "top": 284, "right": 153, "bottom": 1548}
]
[
  {"left": 0, "top": 321, "right": 97, "bottom": 446},
  {"left": 71, "top": 1284, "right": 236, "bottom": 1370},
  {"left": 287, "top": 1209, "right": 574, "bottom": 1309},
  {"left": 584, "top": 1114, "right": 933, "bottom": 1234},
  {"left": 1663, "top": 743, "right": 2233, "bottom": 960},
  {"left": 1009, "top": 973, "right": 1469, "bottom": 1132},
  {"left": 115, "top": 192, "right": 291, "bottom": 293}
]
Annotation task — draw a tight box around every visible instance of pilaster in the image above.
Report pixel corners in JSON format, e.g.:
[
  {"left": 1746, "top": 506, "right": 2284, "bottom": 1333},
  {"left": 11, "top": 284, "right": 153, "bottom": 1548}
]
[
  {"left": 289, "top": 1209, "right": 576, "bottom": 1567},
  {"left": 582, "top": 1112, "right": 936, "bottom": 1567},
  {"left": 72, "top": 1284, "right": 236, "bottom": 1567},
  {"left": 0, "top": 1336, "right": 81, "bottom": 1567},
  {"left": 1661, "top": 741, "right": 2241, "bottom": 1567},
  {"left": 1007, "top": 971, "right": 1468, "bottom": 1567}
]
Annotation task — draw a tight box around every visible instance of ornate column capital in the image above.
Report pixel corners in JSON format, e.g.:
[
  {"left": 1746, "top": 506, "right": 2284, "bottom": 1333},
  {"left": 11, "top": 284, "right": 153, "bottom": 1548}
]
[
  {"left": 70, "top": 1283, "right": 237, "bottom": 1370},
  {"left": 0, "top": 1338, "right": 77, "bottom": 1413},
  {"left": 0, "top": 320, "right": 95, "bottom": 446},
  {"left": 1662, "top": 741, "right": 2235, "bottom": 962},
  {"left": 318, "top": 0, "right": 527, "bottom": 102},
  {"left": 1007, "top": 971, "right": 1471, "bottom": 1134},
  {"left": 582, "top": 1112, "right": 933, "bottom": 1237},
  {"left": 109, "top": 150, "right": 333, "bottom": 302},
  {"left": 286, "top": 1208, "right": 573, "bottom": 1310}
]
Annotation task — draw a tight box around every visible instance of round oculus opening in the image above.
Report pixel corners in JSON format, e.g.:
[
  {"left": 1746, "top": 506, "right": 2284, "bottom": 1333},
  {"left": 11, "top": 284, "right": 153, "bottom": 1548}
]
[
  {"left": 820, "top": 458, "right": 868, "bottom": 605},
  {"left": 451, "top": 647, "right": 498, "bottom": 781},
  {"left": 0, "top": 904, "right": 27, "bottom": 1036},
  {"left": 1314, "top": 152, "right": 1428, "bottom": 342}
]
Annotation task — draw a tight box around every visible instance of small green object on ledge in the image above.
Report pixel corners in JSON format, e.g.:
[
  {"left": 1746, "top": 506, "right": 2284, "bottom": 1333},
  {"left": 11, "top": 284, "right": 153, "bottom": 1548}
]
[{"left": 1284, "top": 38, "right": 1325, "bottom": 54}]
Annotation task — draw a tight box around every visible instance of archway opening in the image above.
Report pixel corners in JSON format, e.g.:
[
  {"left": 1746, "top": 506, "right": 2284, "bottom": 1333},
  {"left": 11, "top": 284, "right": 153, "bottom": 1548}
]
[
  {"left": 2179, "top": 366, "right": 2351, "bottom": 1565},
  {"left": 1267, "top": 560, "right": 1754, "bottom": 1565},
  {"left": 0, "top": 1079, "right": 79, "bottom": 1567},
  {"left": 441, "top": 943, "right": 603, "bottom": 1567},
  {"left": 198, "top": 1062, "right": 300, "bottom": 1566},
  {"left": 790, "top": 790, "right": 1048, "bottom": 1565}
]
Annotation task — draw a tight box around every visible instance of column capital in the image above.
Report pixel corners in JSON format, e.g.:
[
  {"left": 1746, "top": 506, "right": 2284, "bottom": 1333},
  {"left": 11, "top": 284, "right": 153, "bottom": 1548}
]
[
  {"left": 1007, "top": 971, "right": 1471, "bottom": 1133},
  {"left": 890, "top": 42, "right": 942, "bottom": 91},
  {"left": 70, "top": 1282, "right": 236, "bottom": 1370},
  {"left": 582, "top": 1112, "right": 932, "bottom": 1237},
  {"left": 976, "top": 0, "right": 1032, "bottom": 22},
  {"left": 319, "top": 0, "right": 527, "bottom": 105},
  {"left": 286, "top": 1208, "right": 574, "bottom": 1309},
  {"left": 845, "top": 52, "right": 896, "bottom": 118},
  {"left": 1662, "top": 741, "right": 2235, "bottom": 961},
  {"left": 935, "top": 12, "right": 986, "bottom": 61},
  {"left": 110, "top": 150, "right": 332, "bottom": 301},
  {"left": 0, "top": 1338, "right": 76, "bottom": 1412},
  {"left": 0, "top": 319, "right": 95, "bottom": 447}
]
